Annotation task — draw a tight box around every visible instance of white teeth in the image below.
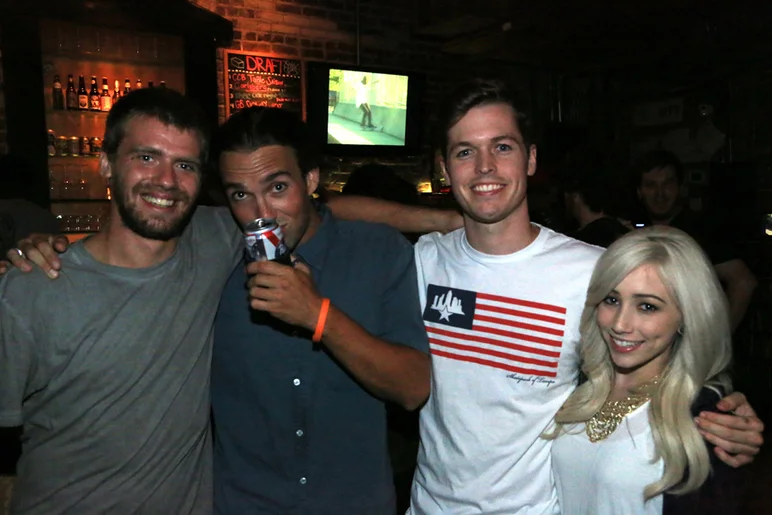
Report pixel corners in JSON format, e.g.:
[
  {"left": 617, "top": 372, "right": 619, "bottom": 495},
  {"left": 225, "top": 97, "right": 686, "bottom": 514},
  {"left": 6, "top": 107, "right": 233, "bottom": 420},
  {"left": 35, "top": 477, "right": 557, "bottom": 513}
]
[
  {"left": 613, "top": 338, "right": 642, "bottom": 348},
  {"left": 142, "top": 195, "right": 175, "bottom": 207},
  {"left": 472, "top": 184, "right": 504, "bottom": 192}
]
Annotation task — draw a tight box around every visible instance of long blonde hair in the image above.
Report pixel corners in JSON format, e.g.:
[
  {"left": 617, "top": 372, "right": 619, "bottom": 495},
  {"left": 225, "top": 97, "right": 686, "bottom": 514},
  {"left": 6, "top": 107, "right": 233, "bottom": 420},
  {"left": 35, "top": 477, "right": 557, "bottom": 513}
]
[{"left": 548, "top": 226, "right": 732, "bottom": 499}]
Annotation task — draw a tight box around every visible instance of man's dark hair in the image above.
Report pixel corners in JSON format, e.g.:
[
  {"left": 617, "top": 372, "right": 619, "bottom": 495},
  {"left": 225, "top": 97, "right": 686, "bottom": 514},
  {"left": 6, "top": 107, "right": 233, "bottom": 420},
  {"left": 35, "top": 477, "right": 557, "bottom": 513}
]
[
  {"left": 214, "top": 107, "right": 319, "bottom": 177},
  {"left": 634, "top": 150, "right": 685, "bottom": 186},
  {"left": 103, "top": 88, "right": 211, "bottom": 164},
  {"left": 342, "top": 163, "right": 419, "bottom": 205},
  {"left": 437, "top": 78, "right": 532, "bottom": 160},
  {"left": 561, "top": 165, "right": 612, "bottom": 214}
]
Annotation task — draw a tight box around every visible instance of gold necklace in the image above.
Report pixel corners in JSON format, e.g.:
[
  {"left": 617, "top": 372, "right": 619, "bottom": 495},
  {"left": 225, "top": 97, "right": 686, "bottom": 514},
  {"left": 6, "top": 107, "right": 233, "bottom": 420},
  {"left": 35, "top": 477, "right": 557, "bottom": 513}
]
[{"left": 585, "top": 378, "right": 660, "bottom": 443}]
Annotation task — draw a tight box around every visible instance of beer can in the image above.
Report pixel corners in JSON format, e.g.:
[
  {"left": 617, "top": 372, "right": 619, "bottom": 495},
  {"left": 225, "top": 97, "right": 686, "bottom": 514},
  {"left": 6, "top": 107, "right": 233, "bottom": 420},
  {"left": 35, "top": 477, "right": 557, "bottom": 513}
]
[
  {"left": 244, "top": 218, "right": 291, "bottom": 264},
  {"left": 55, "top": 136, "right": 69, "bottom": 156},
  {"left": 90, "top": 137, "right": 102, "bottom": 156},
  {"left": 80, "top": 136, "right": 91, "bottom": 156},
  {"left": 69, "top": 136, "right": 80, "bottom": 157}
]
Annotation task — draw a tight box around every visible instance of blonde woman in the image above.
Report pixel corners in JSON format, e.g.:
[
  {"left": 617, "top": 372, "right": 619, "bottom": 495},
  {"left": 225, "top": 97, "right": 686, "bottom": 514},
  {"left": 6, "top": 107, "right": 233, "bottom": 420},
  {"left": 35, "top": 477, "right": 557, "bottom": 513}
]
[{"left": 548, "top": 227, "right": 741, "bottom": 514}]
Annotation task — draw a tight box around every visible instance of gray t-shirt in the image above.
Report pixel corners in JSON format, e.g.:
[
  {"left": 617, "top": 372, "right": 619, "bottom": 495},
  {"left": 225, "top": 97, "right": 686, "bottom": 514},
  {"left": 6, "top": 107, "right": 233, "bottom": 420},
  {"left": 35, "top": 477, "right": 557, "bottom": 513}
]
[{"left": 0, "top": 206, "right": 241, "bottom": 514}]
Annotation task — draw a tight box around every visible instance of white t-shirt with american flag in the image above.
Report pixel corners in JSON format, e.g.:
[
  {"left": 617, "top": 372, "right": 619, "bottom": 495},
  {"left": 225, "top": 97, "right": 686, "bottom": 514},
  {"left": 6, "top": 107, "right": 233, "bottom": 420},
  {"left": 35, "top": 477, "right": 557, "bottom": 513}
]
[{"left": 408, "top": 225, "right": 603, "bottom": 515}]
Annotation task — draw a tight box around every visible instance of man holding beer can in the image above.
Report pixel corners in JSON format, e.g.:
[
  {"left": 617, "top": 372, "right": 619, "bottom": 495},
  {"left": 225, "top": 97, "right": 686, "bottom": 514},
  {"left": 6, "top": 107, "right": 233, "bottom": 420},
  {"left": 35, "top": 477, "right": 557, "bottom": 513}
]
[{"left": 211, "top": 107, "right": 430, "bottom": 515}]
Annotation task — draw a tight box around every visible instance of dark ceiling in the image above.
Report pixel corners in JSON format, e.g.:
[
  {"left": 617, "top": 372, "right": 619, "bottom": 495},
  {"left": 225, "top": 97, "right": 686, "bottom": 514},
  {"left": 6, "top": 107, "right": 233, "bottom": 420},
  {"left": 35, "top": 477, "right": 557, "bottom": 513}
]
[{"left": 412, "top": 0, "right": 772, "bottom": 82}]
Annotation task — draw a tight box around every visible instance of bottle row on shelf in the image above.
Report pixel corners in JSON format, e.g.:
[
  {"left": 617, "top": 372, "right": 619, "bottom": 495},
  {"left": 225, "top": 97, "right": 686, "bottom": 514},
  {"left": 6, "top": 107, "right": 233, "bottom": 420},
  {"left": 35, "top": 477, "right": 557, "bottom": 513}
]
[
  {"left": 48, "top": 131, "right": 102, "bottom": 158},
  {"left": 49, "top": 163, "right": 112, "bottom": 201},
  {"left": 52, "top": 74, "right": 168, "bottom": 112}
]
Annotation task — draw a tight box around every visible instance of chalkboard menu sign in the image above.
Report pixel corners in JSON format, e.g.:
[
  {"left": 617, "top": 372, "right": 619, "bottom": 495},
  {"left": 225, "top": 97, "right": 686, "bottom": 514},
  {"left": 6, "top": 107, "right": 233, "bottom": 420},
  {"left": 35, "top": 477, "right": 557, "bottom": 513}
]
[{"left": 224, "top": 51, "right": 303, "bottom": 118}]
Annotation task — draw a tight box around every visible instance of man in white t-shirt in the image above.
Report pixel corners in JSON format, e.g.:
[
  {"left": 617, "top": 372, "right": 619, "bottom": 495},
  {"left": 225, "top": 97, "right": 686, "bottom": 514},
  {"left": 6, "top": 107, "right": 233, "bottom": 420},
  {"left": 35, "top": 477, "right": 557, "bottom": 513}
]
[{"left": 402, "top": 79, "right": 764, "bottom": 515}]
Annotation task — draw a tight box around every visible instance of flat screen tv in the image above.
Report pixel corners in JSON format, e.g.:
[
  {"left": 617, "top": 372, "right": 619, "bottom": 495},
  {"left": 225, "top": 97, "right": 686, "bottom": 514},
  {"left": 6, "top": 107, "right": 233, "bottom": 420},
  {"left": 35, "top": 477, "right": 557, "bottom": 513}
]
[{"left": 305, "top": 62, "right": 425, "bottom": 157}]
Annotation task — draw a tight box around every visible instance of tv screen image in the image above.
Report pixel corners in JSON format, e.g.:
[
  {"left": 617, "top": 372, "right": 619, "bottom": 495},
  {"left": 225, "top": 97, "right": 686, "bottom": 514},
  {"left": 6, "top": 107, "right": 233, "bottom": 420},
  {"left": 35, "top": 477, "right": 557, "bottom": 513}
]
[{"left": 326, "top": 69, "right": 408, "bottom": 147}]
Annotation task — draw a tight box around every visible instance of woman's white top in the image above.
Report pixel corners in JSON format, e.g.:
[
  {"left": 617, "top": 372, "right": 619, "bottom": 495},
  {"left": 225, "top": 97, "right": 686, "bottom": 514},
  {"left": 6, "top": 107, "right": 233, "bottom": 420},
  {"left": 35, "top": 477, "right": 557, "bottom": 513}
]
[{"left": 551, "top": 402, "right": 665, "bottom": 515}]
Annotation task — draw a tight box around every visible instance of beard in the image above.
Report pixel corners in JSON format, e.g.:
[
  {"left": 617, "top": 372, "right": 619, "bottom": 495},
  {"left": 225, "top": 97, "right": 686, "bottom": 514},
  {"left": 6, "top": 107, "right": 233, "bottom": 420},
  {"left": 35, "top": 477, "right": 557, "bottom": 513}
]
[{"left": 110, "top": 175, "right": 198, "bottom": 241}]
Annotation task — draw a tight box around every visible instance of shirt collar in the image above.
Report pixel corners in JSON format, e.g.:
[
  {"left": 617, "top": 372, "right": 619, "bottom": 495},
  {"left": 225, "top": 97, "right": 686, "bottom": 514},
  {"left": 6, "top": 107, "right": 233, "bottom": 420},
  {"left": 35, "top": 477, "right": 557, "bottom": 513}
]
[{"left": 294, "top": 203, "right": 334, "bottom": 271}]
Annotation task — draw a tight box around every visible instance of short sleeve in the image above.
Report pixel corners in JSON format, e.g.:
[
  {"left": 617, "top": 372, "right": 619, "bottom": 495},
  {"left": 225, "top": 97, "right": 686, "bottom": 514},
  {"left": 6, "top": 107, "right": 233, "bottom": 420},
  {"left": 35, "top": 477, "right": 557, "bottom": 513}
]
[
  {"left": 377, "top": 234, "right": 430, "bottom": 354},
  {"left": 0, "top": 289, "right": 37, "bottom": 427},
  {"left": 190, "top": 206, "right": 244, "bottom": 268}
]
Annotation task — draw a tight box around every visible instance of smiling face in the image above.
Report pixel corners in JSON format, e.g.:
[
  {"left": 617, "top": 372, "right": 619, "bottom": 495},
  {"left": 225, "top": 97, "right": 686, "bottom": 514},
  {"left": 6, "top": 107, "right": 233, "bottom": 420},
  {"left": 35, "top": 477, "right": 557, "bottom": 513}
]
[
  {"left": 220, "top": 145, "right": 320, "bottom": 250},
  {"left": 441, "top": 102, "right": 536, "bottom": 226},
  {"left": 595, "top": 263, "right": 682, "bottom": 383},
  {"left": 102, "top": 115, "right": 202, "bottom": 241}
]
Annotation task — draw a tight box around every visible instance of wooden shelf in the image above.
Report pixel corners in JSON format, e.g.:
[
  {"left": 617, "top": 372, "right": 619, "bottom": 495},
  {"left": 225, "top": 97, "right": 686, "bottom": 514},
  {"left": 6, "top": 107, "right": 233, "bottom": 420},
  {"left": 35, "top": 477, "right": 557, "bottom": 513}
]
[{"left": 43, "top": 53, "right": 183, "bottom": 67}]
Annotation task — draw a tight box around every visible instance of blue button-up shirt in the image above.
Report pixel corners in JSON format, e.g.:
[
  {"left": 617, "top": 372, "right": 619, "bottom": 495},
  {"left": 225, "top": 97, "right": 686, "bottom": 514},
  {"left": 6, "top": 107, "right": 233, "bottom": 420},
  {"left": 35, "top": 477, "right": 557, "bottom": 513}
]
[{"left": 212, "top": 206, "right": 429, "bottom": 515}]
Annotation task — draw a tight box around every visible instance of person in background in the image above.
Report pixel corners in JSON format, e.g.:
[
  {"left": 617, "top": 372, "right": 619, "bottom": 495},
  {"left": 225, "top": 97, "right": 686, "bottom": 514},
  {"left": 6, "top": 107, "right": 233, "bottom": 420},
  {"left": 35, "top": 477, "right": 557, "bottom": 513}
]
[
  {"left": 562, "top": 164, "right": 630, "bottom": 248},
  {"left": 211, "top": 107, "right": 430, "bottom": 514},
  {"left": 634, "top": 150, "right": 757, "bottom": 331},
  {"left": 0, "top": 155, "right": 59, "bottom": 256},
  {"left": 356, "top": 75, "right": 377, "bottom": 130},
  {"left": 549, "top": 227, "right": 741, "bottom": 514},
  {"left": 342, "top": 163, "right": 421, "bottom": 244}
]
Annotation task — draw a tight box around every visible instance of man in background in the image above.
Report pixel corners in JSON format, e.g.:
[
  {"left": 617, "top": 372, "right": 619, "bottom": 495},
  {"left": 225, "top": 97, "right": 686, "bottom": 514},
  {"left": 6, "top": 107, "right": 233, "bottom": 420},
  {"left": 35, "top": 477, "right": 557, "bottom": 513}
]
[
  {"left": 356, "top": 75, "right": 377, "bottom": 130},
  {"left": 635, "top": 150, "right": 757, "bottom": 330},
  {"left": 562, "top": 164, "right": 630, "bottom": 247}
]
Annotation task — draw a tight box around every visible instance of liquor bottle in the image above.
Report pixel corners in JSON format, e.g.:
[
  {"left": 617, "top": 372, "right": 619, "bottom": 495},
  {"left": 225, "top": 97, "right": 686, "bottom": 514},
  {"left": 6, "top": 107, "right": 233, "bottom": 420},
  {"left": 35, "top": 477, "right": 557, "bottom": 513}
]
[
  {"left": 52, "top": 74, "right": 65, "bottom": 110},
  {"left": 77, "top": 75, "right": 89, "bottom": 110},
  {"left": 100, "top": 77, "right": 112, "bottom": 112},
  {"left": 89, "top": 76, "right": 101, "bottom": 111},
  {"left": 112, "top": 79, "right": 120, "bottom": 105},
  {"left": 66, "top": 74, "right": 77, "bottom": 110},
  {"left": 136, "top": 78, "right": 143, "bottom": 90},
  {"left": 123, "top": 78, "right": 131, "bottom": 96},
  {"left": 147, "top": 80, "right": 154, "bottom": 89},
  {"left": 159, "top": 80, "right": 166, "bottom": 89}
]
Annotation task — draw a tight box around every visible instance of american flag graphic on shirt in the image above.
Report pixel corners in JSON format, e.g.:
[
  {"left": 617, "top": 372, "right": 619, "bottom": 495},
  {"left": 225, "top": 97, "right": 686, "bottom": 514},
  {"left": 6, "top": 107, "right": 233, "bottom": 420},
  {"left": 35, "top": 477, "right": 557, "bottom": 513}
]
[{"left": 422, "top": 284, "right": 567, "bottom": 378}]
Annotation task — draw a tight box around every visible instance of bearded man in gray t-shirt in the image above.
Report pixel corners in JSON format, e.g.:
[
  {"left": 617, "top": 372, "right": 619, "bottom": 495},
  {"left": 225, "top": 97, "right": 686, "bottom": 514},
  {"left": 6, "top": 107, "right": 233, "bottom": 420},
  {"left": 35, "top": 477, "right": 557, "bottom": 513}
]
[{"left": 0, "top": 88, "right": 243, "bottom": 514}]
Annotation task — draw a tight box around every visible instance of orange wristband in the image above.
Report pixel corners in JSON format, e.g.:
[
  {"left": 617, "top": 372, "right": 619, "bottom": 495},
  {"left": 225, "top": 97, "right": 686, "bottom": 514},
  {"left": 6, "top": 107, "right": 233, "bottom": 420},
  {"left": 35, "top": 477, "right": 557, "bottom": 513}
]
[{"left": 312, "top": 298, "right": 331, "bottom": 343}]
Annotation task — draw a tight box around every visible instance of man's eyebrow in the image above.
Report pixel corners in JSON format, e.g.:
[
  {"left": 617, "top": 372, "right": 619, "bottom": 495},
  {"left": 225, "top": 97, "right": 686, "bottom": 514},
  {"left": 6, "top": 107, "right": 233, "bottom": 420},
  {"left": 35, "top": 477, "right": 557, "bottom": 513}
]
[
  {"left": 223, "top": 181, "right": 246, "bottom": 190},
  {"left": 223, "top": 171, "right": 291, "bottom": 190},
  {"left": 129, "top": 147, "right": 201, "bottom": 167},
  {"left": 448, "top": 133, "right": 522, "bottom": 152},
  {"left": 261, "top": 171, "right": 291, "bottom": 183},
  {"left": 130, "top": 146, "right": 163, "bottom": 156}
]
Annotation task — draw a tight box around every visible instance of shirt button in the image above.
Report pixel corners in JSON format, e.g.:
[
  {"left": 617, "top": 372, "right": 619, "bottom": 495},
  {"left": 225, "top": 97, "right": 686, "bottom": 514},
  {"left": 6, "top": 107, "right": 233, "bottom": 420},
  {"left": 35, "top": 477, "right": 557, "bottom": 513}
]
[
  {"left": 296, "top": 429, "right": 304, "bottom": 437},
  {"left": 293, "top": 378, "right": 301, "bottom": 386},
  {"left": 299, "top": 477, "right": 307, "bottom": 485}
]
